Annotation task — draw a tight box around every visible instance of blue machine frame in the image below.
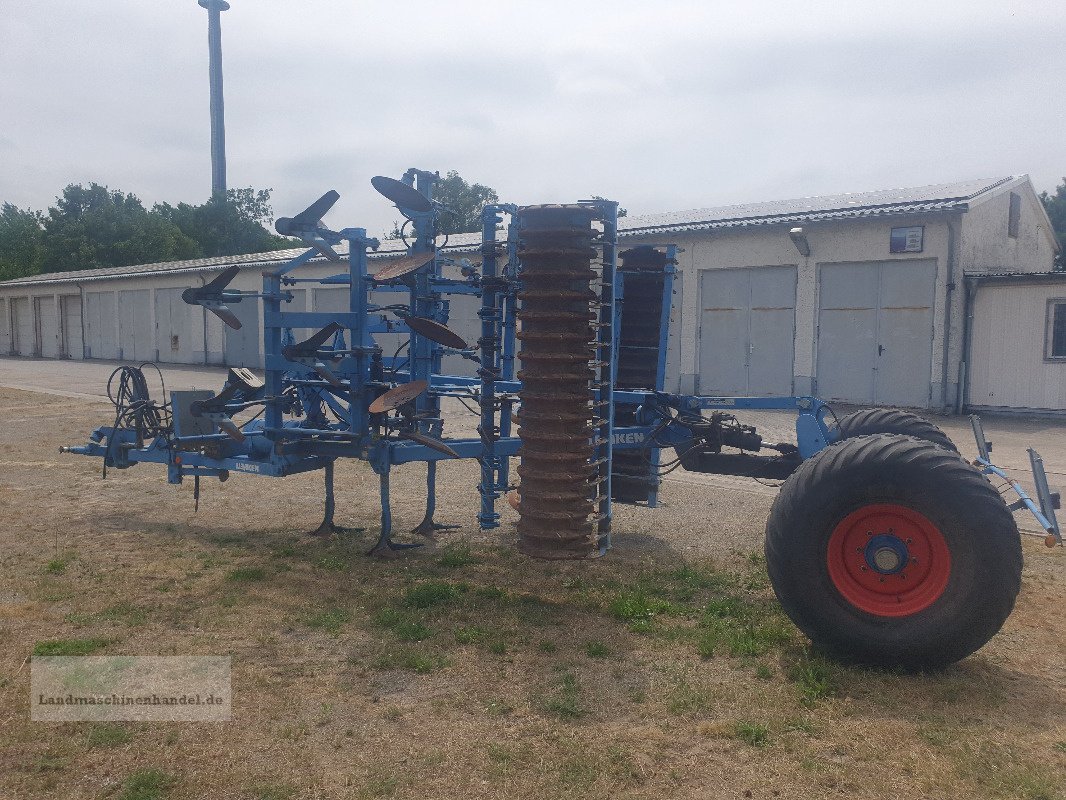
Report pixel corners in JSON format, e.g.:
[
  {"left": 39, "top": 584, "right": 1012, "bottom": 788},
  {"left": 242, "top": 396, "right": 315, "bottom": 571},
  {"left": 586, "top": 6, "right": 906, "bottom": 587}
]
[{"left": 61, "top": 170, "right": 1060, "bottom": 555}]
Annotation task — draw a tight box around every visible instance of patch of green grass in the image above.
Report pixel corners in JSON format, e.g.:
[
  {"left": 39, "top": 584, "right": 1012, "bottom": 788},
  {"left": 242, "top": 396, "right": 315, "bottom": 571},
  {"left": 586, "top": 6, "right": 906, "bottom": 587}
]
[
  {"left": 487, "top": 640, "right": 507, "bottom": 655},
  {"left": 1053, "top": 741, "right": 1066, "bottom": 754},
  {"left": 404, "top": 581, "right": 467, "bottom": 609},
  {"left": 538, "top": 640, "right": 557, "bottom": 654},
  {"left": 608, "top": 589, "right": 674, "bottom": 623},
  {"left": 116, "top": 768, "right": 176, "bottom": 800},
  {"left": 100, "top": 603, "right": 149, "bottom": 627},
  {"left": 472, "top": 585, "right": 507, "bottom": 601},
  {"left": 373, "top": 649, "right": 446, "bottom": 674},
  {"left": 784, "top": 717, "right": 820, "bottom": 736},
  {"left": 754, "top": 663, "right": 774, "bottom": 680},
  {"left": 734, "top": 721, "right": 770, "bottom": 747},
  {"left": 372, "top": 607, "right": 432, "bottom": 641},
  {"left": 666, "top": 677, "right": 713, "bottom": 715},
  {"left": 541, "top": 672, "right": 584, "bottom": 720},
  {"left": 306, "top": 608, "right": 351, "bottom": 635},
  {"left": 45, "top": 556, "right": 70, "bottom": 575},
  {"left": 315, "top": 554, "right": 348, "bottom": 571},
  {"left": 392, "top": 621, "right": 432, "bottom": 642},
  {"left": 436, "top": 544, "right": 478, "bottom": 568},
  {"left": 33, "top": 638, "right": 109, "bottom": 656},
  {"left": 32, "top": 753, "right": 67, "bottom": 772},
  {"left": 585, "top": 640, "right": 610, "bottom": 659},
  {"left": 227, "top": 567, "right": 267, "bottom": 582},
  {"left": 86, "top": 723, "right": 132, "bottom": 748},
  {"left": 454, "top": 626, "right": 484, "bottom": 644},
  {"left": 787, "top": 652, "right": 840, "bottom": 704}
]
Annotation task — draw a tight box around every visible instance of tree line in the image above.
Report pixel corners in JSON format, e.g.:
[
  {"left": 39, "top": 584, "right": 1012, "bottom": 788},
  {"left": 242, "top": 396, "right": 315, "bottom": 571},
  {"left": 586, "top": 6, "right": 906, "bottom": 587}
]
[{"left": 0, "top": 184, "right": 296, "bottom": 282}]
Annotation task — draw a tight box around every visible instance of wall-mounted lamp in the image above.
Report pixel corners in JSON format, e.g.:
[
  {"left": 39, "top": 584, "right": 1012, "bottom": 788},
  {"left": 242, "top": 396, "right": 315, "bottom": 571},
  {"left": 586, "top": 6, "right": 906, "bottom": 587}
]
[{"left": 789, "top": 227, "right": 811, "bottom": 257}]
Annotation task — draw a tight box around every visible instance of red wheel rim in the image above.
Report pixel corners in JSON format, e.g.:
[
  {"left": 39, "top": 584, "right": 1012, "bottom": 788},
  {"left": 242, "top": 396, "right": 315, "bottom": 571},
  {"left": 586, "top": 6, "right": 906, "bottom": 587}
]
[{"left": 826, "top": 503, "right": 951, "bottom": 617}]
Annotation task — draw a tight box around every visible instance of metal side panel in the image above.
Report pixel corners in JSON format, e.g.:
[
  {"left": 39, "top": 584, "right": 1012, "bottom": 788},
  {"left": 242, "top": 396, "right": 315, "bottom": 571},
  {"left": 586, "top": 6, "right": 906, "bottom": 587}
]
[
  {"left": 85, "top": 291, "right": 118, "bottom": 360},
  {"left": 747, "top": 265, "right": 797, "bottom": 396},
  {"left": 118, "top": 289, "right": 153, "bottom": 362},
  {"left": 12, "top": 297, "right": 32, "bottom": 356},
  {"left": 60, "top": 295, "right": 83, "bottom": 359},
  {"left": 816, "top": 262, "right": 879, "bottom": 404},
  {"left": 0, "top": 299, "right": 10, "bottom": 355},
  {"left": 224, "top": 296, "right": 262, "bottom": 368},
  {"left": 698, "top": 268, "right": 749, "bottom": 395},
  {"left": 874, "top": 259, "right": 936, "bottom": 408}
]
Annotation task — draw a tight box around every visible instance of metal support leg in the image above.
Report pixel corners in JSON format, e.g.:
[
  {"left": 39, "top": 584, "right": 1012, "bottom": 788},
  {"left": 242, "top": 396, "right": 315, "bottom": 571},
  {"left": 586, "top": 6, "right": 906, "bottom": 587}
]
[
  {"left": 308, "top": 460, "right": 365, "bottom": 537},
  {"left": 369, "top": 467, "right": 424, "bottom": 557},
  {"left": 411, "top": 461, "right": 459, "bottom": 539}
]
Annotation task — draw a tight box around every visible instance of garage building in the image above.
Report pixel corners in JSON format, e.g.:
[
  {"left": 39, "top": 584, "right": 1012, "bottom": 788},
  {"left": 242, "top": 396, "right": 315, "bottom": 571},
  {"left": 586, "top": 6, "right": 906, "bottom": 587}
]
[{"left": 1, "top": 174, "right": 1058, "bottom": 413}]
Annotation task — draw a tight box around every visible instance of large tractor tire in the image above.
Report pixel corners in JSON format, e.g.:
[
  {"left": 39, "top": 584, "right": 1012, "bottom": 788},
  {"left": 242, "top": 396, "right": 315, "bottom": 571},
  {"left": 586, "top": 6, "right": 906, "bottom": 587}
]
[
  {"left": 832, "top": 408, "right": 958, "bottom": 452},
  {"left": 765, "top": 434, "right": 1021, "bottom": 670}
]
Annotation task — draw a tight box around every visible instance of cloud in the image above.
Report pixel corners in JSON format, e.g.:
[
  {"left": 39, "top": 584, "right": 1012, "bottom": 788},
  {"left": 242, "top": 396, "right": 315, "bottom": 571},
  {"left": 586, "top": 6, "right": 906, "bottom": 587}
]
[{"left": 1, "top": 0, "right": 1064, "bottom": 239}]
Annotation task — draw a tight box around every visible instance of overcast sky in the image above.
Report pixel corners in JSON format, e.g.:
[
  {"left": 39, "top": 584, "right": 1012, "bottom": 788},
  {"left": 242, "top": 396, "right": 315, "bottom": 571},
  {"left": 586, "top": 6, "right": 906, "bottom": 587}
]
[{"left": 1, "top": 1, "right": 1064, "bottom": 238}]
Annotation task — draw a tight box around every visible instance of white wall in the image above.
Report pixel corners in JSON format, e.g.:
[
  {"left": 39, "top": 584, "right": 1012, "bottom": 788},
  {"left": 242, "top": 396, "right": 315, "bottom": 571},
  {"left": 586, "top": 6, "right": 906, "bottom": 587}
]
[
  {"left": 968, "top": 280, "right": 1066, "bottom": 413},
  {"left": 624, "top": 214, "right": 952, "bottom": 404},
  {"left": 960, "top": 181, "right": 1057, "bottom": 275}
]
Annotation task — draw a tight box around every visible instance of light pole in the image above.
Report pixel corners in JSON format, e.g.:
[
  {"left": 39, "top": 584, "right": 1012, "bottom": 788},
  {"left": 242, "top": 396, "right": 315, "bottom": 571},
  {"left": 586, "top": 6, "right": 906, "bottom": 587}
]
[{"left": 198, "top": 0, "right": 230, "bottom": 198}]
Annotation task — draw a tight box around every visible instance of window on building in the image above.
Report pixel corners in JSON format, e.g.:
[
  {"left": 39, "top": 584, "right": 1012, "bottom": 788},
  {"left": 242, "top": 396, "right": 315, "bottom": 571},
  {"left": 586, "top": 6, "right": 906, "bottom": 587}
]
[
  {"left": 1008, "top": 192, "right": 1021, "bottom": 239},
  {"left": 1047, "top": 301, "right": 1066, "bottom": 359}
]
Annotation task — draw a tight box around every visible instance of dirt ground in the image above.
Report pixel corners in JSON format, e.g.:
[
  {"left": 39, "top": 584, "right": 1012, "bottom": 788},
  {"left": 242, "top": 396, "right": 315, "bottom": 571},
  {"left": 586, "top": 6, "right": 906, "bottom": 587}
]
[{"left": 1, "top": 376, "right": 1064, "bottom": 800}]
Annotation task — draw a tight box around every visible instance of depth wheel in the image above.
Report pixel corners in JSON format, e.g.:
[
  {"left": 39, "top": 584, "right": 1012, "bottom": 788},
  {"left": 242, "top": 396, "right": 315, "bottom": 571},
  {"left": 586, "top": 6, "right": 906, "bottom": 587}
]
[
  {"left": 831, "top": 408, "right": 958, "bottom": 452},
  {"left": 765, "top": 434, "right": 1021, "bottom": 670}
]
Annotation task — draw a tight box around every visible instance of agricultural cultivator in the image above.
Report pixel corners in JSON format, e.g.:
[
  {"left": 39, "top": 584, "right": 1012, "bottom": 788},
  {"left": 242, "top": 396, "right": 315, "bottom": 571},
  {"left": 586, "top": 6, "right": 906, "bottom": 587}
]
[{"left": 62, "top": 168, "right": 1061, "bottom": 671}]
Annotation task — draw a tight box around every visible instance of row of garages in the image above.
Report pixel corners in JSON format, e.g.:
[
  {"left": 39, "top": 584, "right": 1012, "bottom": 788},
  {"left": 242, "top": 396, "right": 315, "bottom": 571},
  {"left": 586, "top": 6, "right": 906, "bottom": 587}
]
[{"left": 1, "top": 175, "right": 1061, "bottom": 412}]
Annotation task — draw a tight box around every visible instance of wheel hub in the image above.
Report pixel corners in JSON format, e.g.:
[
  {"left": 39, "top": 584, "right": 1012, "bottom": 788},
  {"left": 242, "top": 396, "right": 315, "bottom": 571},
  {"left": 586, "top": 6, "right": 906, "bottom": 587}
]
[
  {"left": 826, "top": 504, "right": 952, "bottom": 617},
  {"left": 865, "top": 534, "right": 909, "bottom": 574}
]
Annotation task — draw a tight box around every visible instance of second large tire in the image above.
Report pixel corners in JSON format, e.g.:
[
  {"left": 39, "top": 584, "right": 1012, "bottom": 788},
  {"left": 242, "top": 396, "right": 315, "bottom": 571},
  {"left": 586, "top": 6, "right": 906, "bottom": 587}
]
[
  {"left": 765, "top": 434, "right": 1021, "bottom": 670},
  {"left": 832, "top": 408, "right": 958, "bottom": 452}
]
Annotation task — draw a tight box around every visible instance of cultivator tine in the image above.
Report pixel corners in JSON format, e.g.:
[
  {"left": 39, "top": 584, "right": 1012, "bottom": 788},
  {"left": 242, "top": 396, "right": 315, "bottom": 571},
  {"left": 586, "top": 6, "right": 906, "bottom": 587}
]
[
  {"left": 275, "top": 190, "right": 341, "bottom": 234},
  {"left": 371, "top": 176, "right": 433, "bottom": 213},
  {"left": 290, "top": 322, "right": 345, "bottom": 355},
  {"left": 203, "top": 264, "right": 242, "bottom": 292},
  {"left": 369, "top": 380, "right": 429, "bottom": 414},
  {"left": 398, "top": 430, "right": 460, "bottom": 458},
  {"left": 207, "top": 305, "right": 242, "bottom": 330},
  {"left": 182, "top": 264, "right": 244, "bottom": 329},
  {"left": 405, "top": 316, "right": 468, "bottom": 349}
]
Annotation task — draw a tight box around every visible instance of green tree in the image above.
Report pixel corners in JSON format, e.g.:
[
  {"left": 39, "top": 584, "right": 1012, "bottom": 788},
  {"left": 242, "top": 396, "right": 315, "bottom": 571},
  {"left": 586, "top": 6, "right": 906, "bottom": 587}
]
[
  {"left": 40, "top": 183, "right": 200, "bottom": 272},
  {"left": 0, "top": 203, "right": 45, "bottom": 281},
  {"left": 1040, "top": 178, "right": 1066, "bottom": 270},
  {"left": 155, "top": 187, "right": 294, "bottom": 258},
  {"left": 433, "top": 171, "right": 499, "bottom": 236}
]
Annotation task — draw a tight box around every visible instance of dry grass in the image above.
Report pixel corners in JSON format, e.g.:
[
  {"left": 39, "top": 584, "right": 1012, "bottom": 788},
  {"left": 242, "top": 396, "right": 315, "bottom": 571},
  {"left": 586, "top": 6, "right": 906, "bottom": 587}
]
[{"left": 1, "top": 387, "right": 1064, "bottom": 799}]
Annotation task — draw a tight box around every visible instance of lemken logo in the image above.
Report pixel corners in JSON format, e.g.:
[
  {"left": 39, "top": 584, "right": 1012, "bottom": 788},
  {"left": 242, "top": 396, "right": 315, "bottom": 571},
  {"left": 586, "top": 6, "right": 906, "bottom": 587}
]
[
  {"left": 231, "top": 462, "right": 261, "bottom": 474},
  {"left": 612, "top": 432, "right": 645, "bottom": 445}
]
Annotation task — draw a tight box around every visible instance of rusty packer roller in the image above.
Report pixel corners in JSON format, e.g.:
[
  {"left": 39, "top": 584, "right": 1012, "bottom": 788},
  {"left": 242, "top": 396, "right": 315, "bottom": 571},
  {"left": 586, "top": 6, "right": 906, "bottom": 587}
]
[{"left": 514, "top": 205, "right": 605, "bottom": 559}]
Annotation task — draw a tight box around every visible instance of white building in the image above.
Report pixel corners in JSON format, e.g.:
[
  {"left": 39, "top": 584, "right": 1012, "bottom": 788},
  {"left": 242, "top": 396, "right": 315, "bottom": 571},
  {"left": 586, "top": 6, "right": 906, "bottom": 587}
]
[{"left": 1, "top": 175, "right": 1059, "bottom": 413}]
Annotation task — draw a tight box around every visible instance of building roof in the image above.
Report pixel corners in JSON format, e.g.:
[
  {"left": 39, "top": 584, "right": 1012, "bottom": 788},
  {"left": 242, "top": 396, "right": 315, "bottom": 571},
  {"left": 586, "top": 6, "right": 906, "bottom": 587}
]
[
  {"left": 618, "top": 176, "right": 1015, "bottom": 235},
  {"left": 0, "top": 175, "right": 1022, "bottom": 289}
]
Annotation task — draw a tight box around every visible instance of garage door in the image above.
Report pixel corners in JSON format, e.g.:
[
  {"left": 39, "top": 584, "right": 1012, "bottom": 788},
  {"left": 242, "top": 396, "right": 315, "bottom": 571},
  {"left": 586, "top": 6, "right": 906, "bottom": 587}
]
[
  {"left": 12, "top": 297, "right": 32, "bottom": 356},
  {"left": 0, "top": 299, "right": 10, "bottom": 355},
  {"left": 816, "top": 260, "right": 936, "bottom": 407},
  {"left": 60, "top": 296, "right": 83, "bottom": 358},
  {"left": 85, "top": 291, "right": 118, "bottom": 359},
  {"left": 224, "top": 297, "right": 262, "bottom": 368},
  {"left": 698, "top": 266, "right": 796, "bottom": 396},
  {"left": 154, "top": 288, "right": 206, "bottom": 364},
  {"left": 118, "top": 289, "right": 153, "bottom": 362}
]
